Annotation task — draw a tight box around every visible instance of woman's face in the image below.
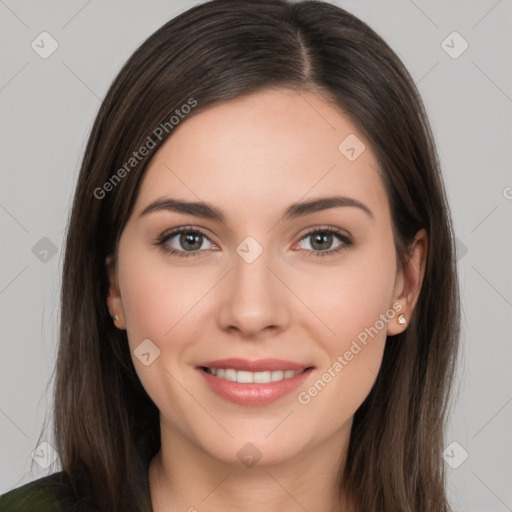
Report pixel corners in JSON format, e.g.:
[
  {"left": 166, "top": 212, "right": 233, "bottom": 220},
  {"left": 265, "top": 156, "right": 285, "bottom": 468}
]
[{"left": 107, "top": 88, "right": 412, "bottom": 467}]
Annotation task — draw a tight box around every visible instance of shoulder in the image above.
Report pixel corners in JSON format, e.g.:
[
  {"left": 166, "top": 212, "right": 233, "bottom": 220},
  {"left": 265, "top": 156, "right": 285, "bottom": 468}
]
[{"left": 0, "top": 472, "right": 77, "bottom": 512}]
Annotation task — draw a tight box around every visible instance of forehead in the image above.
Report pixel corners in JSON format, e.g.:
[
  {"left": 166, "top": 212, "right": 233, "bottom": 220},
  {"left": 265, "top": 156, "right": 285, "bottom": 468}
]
[{"left": 134, "top": 88, "right": 389, "bottom": 223}]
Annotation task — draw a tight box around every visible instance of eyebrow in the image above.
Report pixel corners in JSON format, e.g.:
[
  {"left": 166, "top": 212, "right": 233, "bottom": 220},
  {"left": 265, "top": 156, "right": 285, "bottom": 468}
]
[{"left": 139, "top": 195, "right": 374, "bottom": 222}]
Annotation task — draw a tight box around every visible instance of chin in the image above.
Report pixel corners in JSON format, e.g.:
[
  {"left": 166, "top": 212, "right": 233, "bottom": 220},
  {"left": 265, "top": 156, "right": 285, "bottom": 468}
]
[{"left": 198, "top": 434, "right": 307, "bottom": 469}]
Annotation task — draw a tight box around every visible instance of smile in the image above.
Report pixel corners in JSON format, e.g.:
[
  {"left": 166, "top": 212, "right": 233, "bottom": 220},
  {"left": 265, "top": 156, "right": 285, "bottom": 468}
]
[{"left": 196, "top": 358, "right": 315, "bottom": 406}]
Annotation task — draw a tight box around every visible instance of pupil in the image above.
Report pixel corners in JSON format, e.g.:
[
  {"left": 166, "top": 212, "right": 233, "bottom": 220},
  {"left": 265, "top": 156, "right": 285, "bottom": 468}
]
[
  {"left": 181, "top": 232, "right": 201, "bottom": 250},
  {"left": 312, "top": 233, "right": 331, "bottom": 251}
]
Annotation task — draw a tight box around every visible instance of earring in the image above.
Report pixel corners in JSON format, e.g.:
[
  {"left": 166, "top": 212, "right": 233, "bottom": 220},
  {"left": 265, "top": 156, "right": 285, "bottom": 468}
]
[
  {"left": 112, "top": 314, "right": 120, "bottom": 326},
  {"left": 397, "top": 313, "right": 407, "bottom": 326}
]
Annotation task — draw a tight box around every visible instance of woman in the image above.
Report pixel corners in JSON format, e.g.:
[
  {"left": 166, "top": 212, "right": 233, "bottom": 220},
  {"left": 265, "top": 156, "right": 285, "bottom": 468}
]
[{"left": 0, "top": 0, "right": 460, "bottom": 510}]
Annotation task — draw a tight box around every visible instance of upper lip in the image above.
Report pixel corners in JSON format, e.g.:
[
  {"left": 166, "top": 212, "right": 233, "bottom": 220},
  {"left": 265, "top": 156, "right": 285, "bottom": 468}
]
[{"left": 197, "top": 358, "right": 313, "bottom": 372}]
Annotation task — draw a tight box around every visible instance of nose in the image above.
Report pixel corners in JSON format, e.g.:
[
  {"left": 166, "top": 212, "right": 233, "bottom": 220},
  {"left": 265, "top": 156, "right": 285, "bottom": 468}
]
[{"left": 216, "top": 245, "right": 290, "bottom": 338}]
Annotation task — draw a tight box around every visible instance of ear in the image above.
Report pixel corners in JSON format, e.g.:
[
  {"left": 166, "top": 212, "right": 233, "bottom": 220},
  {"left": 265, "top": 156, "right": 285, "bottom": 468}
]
[
  {"left": 387, "top": 228, "right": 428, "bottom": 335},
  {"left": 106, "top": 254, "right": 126, "bottom": 330}
]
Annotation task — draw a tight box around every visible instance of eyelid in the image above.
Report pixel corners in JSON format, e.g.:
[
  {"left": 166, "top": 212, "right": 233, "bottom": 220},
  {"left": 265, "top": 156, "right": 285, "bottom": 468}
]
[
  {"left": 295, "top": 224, "right": 352, "bottom": 242},
  {"left": 159, "top": 225, "right": 217, "bottom": 241}
]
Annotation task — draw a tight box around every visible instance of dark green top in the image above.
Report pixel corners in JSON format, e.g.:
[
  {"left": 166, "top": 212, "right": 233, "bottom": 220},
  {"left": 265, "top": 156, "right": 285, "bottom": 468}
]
[
  {"left": 0, "top": 471, "right": 82, "bottom": 512},
  {"left": 0, "top": 429, "right": 156, "bottom": 512}
]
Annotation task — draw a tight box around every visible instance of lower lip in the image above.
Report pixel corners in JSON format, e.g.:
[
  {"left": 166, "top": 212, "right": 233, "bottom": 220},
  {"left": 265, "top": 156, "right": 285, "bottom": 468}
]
[{"left": 196, "top": 367, "right": 314, "bottom": 406}]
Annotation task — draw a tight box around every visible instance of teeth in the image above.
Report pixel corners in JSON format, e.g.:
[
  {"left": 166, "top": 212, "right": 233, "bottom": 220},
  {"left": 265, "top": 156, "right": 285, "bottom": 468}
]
[
  {"left": 237, "top": 370, "right": 254, "bottom": 383},
  {"left": 205, "top": 367, "right": 303, "bottom": 383}
]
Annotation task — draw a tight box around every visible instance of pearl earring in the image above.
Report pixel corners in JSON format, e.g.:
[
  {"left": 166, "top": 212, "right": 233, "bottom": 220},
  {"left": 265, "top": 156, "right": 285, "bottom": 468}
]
[
  {"left": 397, "top": 313, "right": 406, "bottom": 325},
  {"left": 112, "top": 314, "right": 120, "bottom": 325}
]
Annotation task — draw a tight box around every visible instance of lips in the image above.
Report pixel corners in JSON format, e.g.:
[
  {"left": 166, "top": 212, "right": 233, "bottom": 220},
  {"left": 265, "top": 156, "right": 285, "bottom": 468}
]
[{"left": 195, "top": 358, "right": 315, "bottom": 406}]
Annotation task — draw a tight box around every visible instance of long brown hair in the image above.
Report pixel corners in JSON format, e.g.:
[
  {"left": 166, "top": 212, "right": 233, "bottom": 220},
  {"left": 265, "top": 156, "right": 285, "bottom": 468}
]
[{"left": 44, "top": 1, "right": 460, "bottom": 510}]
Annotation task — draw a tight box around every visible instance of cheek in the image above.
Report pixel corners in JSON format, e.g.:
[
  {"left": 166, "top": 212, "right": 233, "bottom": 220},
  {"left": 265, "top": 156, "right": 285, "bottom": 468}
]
[
  {"left": 298, "top": 237, "right": 397, "bottom": 408},
  {"left": 117, "top": 242, "right": 207, "bottom": 344},
  {"left": 307, "top": 240, "right": 397, "bottom": 351},
  {"left": 116, "top": 244, "right": 215, "bottom": 390},
  {"left": 116, "top": 248, "right": 201, "bottom": 421}
]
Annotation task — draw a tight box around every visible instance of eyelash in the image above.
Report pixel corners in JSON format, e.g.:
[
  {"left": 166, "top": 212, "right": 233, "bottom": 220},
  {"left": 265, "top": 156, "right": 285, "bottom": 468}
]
[{"left": 154, "top": 226, "right": 353, "bottom": 259}]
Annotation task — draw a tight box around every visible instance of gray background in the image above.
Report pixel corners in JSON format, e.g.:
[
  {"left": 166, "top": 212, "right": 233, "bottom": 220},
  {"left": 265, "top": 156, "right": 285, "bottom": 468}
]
[{"left": 1, "top": 1, "right": 511, "bottom": 510}]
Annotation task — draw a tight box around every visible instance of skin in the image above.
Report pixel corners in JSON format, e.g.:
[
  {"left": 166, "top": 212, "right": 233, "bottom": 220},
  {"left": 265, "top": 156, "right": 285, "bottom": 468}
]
[{"left": 106, "top": 88, "right": 427, "bottom": 512}]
